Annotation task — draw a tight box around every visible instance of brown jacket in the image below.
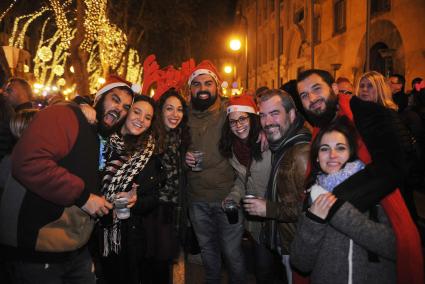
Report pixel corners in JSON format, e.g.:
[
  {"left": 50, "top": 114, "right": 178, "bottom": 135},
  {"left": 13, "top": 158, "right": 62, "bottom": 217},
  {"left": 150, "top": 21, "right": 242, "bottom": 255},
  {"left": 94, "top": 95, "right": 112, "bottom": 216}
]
[
  {"left": 187, "top": 97, "right": 234, "bottom": 202},
  {"left": 265, "top": 126, "right": 310, "bottom": 254}
]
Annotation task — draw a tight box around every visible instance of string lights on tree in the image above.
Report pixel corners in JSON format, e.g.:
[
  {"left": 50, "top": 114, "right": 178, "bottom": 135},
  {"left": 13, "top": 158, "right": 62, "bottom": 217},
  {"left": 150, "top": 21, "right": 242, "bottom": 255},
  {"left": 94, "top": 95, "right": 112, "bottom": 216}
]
[
  {"left": 0, "top": 0, "right": 18, "bottom": 22},
  {"left": 3, "top": 0, "right": 144, "bottom": 98}
]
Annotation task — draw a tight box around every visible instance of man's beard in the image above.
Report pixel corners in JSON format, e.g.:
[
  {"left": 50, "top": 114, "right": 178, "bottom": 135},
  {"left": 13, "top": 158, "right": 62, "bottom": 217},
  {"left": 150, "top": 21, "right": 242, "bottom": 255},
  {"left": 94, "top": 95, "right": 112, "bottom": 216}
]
[
  {"left": 304, "top": 90, "right": 338, "bottom": 128},
  {"left": 264, "top": 119, "right": 290, "bottom": 143},
  {"left": 95, "top": 99, "right": 124, "bottom": 138},
  {"left": 191, "top": 90, "right": 217, "bottom": 111}
]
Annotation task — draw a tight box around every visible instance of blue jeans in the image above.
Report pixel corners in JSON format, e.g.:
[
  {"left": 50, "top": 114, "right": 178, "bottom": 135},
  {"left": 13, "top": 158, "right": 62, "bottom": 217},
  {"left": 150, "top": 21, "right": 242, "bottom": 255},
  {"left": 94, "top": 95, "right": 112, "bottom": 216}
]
[
  {"left": 189, "top": 202, "right": 246, "bottom": 284},
  {"left": 6, "top": 247, "right": 95, "bottom": 284}
]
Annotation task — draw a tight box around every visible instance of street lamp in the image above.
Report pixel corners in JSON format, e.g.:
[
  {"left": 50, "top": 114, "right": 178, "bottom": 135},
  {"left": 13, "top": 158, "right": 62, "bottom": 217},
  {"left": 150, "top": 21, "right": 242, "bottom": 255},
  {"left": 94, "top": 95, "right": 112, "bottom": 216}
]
[
  {"left": 228, "top": 13, "right": 248, "bottom": 90},
  {"left": 224, "top": 65, "right": 233, "bottom": 74},
  {"left": 229, "top": 39, "right": 242, "bottom": 51}
]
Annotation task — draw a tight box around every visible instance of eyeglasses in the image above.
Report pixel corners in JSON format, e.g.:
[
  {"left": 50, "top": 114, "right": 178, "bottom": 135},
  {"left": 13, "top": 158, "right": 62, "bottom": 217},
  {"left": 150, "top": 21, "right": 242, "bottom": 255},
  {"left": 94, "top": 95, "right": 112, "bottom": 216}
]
[{"left": 229, "top": 116, "right": 249, "bottom": 127}]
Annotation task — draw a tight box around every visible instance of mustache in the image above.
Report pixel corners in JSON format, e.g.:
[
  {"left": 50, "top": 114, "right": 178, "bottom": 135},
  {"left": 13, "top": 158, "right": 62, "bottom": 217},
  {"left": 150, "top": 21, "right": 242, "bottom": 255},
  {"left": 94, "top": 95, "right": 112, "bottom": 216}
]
[
  {"left": 196, "top": 90, "right": 211, "bottom": 98},
  {"left": 309, "top": 98, "right": 325, "bottom": 109},
  {"left": 106, "top": 110, "right": 120, "bottom": 120},
  {"left": 264, "top": 124, "right": 280, "bottom": 130}
]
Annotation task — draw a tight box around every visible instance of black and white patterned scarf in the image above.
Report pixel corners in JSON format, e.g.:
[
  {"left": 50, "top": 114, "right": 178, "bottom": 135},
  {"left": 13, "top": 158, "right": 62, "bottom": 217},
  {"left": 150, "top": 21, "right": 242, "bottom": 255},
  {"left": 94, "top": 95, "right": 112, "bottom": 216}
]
[{"left": 101, "top": 132, "right": 155, "bottom": 256}]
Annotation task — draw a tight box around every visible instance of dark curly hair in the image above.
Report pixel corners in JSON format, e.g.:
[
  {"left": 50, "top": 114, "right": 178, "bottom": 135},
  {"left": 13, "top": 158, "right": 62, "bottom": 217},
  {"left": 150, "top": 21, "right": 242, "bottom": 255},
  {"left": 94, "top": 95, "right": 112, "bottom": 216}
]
[
  {"left": 157, "top": 88, "right": 191, "bottom": 152},
  {"left": 219, "top": 112, "right": 263, "bottom": 162},
  {"left": 123, "top": 95, "right": 165, "bottom": 154}
]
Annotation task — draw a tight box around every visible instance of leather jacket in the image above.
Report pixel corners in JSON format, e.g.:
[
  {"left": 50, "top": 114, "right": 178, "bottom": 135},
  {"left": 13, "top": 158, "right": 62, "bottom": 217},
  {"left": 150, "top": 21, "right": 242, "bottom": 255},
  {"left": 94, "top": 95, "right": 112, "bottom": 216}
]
[{"left": 265, "top": 125, "right": 310, "bottom": 254}]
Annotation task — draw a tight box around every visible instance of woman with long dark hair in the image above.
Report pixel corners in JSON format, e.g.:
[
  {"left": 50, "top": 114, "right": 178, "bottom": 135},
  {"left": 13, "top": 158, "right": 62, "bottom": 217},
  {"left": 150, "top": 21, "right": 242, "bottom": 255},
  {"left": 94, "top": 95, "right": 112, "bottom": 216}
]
[
  {"left": 98, "top": 95, "right": 166, "bottom": 284},
  {"left": 218, "top": 94, "right": 276, "bottom": 284},
  {"left": 140, "top": 88, "right": 191, "bottom": 284}
]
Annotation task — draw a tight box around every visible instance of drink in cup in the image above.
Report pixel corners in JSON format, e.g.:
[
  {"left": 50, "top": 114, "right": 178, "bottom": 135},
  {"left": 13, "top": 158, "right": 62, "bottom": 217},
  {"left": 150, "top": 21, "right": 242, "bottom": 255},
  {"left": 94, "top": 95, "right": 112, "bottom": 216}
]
[
  {"left": 191, "top": 151, "right": 204, "bottom": 172},
  {"left": 114, "top": 197, "right": 130, "bottom": 220},
  {"left": 223, "top": 199, "right": 239, "bottom": 224}
]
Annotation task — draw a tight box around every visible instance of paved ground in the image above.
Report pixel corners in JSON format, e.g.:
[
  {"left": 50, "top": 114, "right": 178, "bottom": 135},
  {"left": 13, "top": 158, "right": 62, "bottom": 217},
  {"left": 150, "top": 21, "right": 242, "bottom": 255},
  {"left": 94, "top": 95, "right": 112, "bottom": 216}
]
[{"left": 173, "top": 191, "right": 425, "bottom": 284}]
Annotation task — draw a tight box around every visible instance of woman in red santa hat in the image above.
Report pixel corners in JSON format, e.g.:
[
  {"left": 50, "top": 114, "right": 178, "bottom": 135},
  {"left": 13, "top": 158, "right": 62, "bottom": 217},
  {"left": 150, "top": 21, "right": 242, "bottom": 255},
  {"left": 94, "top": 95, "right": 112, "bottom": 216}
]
[{"left": 219, "top": 94, "right": 283, "bottom": 283}]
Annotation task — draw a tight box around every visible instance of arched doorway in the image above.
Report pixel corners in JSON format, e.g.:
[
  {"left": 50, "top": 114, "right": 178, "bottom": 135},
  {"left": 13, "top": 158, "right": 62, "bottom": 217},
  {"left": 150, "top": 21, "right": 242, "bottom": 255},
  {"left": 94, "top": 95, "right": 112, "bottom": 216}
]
[
  {"left": 370, "top": 42, "right": 387, "bottom": 74},
  {"left": 354, "top": 20, "right": 404, "bottom": 82},
  {"left": 369, "top": 42, "right": 392, "bottom": 76}
]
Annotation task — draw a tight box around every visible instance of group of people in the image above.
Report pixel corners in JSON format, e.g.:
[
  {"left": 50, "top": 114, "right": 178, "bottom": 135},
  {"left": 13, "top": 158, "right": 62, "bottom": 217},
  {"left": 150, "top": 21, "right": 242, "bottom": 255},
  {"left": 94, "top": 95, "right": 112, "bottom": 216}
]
[{"left": 0, "top": 59, "right": 424, "bottom": 284}]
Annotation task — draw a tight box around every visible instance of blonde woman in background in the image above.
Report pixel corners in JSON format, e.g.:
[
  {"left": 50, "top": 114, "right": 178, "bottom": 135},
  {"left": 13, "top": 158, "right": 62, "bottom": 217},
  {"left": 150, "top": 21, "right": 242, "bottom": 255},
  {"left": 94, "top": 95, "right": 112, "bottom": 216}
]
[
  {"left": 356, "top": 71, "right": 423, "bottom": 221},
  {"left": 356, "top": 71, "right": 398, "bottom": 110}
]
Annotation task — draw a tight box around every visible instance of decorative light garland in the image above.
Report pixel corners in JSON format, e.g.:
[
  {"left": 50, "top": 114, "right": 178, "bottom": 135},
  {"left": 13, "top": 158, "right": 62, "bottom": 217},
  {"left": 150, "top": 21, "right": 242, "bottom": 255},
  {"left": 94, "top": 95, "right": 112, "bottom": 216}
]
[
  {"left": 81, "top": 0, "right": 107, "bottom": 51},
  {"left": 0, "top": 0, "right": 18, "bottom": 23},
  {"left": 9, "top": 13, "right": 33, "bottom": 46},
  {"left": 16, "top": 7, "right": 49, "bottom": 49},
  {"left": 98, "top": 21, "right": 127, "bottom": 70},
  {"left": 49, "top": 0, "right": 72, "bottom": 49},
  {"left": 9, "top": 0, "right": 144, "bottom": 96}
]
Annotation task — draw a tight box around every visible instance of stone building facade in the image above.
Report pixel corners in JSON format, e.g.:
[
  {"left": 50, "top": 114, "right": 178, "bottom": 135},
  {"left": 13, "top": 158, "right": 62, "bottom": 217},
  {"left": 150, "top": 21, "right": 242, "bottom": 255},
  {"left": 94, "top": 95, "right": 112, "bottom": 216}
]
[{"left": 234, "top": 0, "right": 425, "bottom": 91}]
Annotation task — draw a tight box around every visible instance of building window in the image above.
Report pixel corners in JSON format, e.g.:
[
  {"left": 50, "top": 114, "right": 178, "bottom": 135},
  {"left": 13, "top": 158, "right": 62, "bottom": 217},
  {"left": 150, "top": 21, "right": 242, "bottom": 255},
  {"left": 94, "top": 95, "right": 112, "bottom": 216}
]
[
  {"left": 279, "top": 26, "right": 284, "bottom": 55},
  {"left": 294, "top": 8, "right": 304, "bottom": 24},
  {"left": 333, "top": 0, "right": 346, "bottom": 34},
  {"left": 258, "top": 43, "right": 262, "bottom": 65},
  {"left": 271, "top": 33, "right": 275, "bottom": 60},
  {"left": 313, "top": 15, "right": 321, "bottom": 44},
  {"left": 372, "top": 0, "right": 391, "bottom": 15}
]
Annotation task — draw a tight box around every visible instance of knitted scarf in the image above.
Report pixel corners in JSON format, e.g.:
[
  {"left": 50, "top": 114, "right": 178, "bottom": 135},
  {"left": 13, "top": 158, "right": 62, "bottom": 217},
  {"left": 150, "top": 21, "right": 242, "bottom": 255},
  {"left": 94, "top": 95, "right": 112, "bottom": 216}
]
[
  {"left": 232, "top": 137, "right": 252, "bottom": 168},
  {"left": 262, "top": 118, "right": 311, "bottom": 252},
  {"left": 101, "top": 132, "right": 155, "bottom": 256},
  {"left": 159, "top": 129, "right": 181, "bottom": 204},
  {"left": 297, "top": 95, "right": 423, "bottom": 284},
  {"left": 316, "top": 160, "right": 365, "bottom": 192}
]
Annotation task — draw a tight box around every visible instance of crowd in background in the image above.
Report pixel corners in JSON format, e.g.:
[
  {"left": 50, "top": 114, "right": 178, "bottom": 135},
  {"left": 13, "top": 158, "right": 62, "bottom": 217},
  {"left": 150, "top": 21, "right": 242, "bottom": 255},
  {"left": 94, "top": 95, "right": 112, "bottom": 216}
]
[{"left": 0, "top": 63, "right": 424, "bottom": 284}]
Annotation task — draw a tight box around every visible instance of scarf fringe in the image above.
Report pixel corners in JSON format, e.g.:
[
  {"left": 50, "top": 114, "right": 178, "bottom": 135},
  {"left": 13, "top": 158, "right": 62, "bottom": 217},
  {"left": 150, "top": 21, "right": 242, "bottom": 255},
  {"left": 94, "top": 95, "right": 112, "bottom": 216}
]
[{"left": 102, "top": 221, "right": 121, "bottom": 257}]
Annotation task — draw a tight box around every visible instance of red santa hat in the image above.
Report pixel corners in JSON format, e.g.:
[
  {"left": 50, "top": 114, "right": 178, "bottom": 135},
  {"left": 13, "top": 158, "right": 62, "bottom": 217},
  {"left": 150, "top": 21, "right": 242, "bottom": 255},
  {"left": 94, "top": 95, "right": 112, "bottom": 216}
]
[
  {"left": 227, "top": 94, "right": 258, "bottom": 115},
  {"left": 94, "top": 75, "right": 141, "bottom": 103},
  {"left": 188, "top": 60, "right": 221, "bottom": 86}
]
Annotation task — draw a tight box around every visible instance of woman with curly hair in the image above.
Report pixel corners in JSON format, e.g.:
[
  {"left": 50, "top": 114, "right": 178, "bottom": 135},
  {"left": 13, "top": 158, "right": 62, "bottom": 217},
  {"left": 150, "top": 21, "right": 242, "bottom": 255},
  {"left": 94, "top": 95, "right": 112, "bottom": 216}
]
[{"left": 98, "top": 95, "right": 166, "bottom": 284}]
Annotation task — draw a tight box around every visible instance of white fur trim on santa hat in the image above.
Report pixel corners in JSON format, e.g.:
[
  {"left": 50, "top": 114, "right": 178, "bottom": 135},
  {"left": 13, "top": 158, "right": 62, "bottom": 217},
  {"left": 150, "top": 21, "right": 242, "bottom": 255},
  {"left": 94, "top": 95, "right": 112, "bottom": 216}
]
[
  {"left": 227, "top": 105, "right": 257, "bottom": 115},
  {"left": 188, "top": 69, "right": 219, "bottom": 86},
  {"left": 95, "top": 82, "right": 130, "bottom": 101},
  {"left": 131, "top": 83, "right": 142, "bottom": 94}
]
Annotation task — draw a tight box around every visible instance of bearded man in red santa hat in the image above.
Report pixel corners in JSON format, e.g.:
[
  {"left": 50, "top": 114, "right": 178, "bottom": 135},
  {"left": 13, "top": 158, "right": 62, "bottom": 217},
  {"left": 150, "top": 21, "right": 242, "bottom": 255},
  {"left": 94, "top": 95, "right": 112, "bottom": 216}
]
[{"left": 185, "top": 60, "right": 247, "bottom": 284}]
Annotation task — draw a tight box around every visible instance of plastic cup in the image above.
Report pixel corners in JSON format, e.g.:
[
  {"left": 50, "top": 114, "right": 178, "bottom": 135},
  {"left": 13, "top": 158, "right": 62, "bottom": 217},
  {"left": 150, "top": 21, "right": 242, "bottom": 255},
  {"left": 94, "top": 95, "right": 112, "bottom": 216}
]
[
  {"left": 191, "top": 151, "right": 204, "bottom": 172},
  {"left": 223, "top": 200, "right": 239, "bottom": 224},
  {"left": 244, "top": 194, "right": 256, "bottom": 200},
  {"left": 114, "top": 197, "right": 130, "bottom": 220}
]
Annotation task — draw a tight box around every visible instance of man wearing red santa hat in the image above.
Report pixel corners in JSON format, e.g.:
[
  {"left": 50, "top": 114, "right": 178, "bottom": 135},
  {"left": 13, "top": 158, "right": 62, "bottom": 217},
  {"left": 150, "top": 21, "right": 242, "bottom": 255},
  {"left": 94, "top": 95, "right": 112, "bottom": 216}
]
[
  {"left": 1, "top": 75, "right": 135, "bottom": 283},
  {"left": 185, "top": 60, "right": 247, "bottom": 283}
]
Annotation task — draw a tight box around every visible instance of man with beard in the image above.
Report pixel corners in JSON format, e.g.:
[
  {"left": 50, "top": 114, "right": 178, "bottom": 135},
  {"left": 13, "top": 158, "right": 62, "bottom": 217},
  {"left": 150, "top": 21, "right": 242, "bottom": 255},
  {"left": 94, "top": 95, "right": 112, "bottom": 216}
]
[
  {"left": 244, "top": 89, "right": 310, "bottom": 283},
  {"left": 185, "top": 60, "right": 246, "bottom": 284},
  {"left": 0, "top": 75, "right": 134, "bottom": 283},
  {"left": 388, "top": 74, "right": 408, "bottom": 112},
  {"left": 295, "top": 69, "right": 423, "bottom": 283},
  {"left": 90, "top": 75, "right": 136, "bottom": 170}
]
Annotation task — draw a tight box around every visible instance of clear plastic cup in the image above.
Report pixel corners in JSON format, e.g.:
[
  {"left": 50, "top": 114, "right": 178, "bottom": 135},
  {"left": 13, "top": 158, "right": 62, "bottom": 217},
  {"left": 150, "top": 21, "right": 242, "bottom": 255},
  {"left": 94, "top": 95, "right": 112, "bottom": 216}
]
[
  {"left": 191, "top": 151, "right": 204, "bottom": 172},
  {"left": 114, "top": 197, "right": 130, "bottom": 220}
]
